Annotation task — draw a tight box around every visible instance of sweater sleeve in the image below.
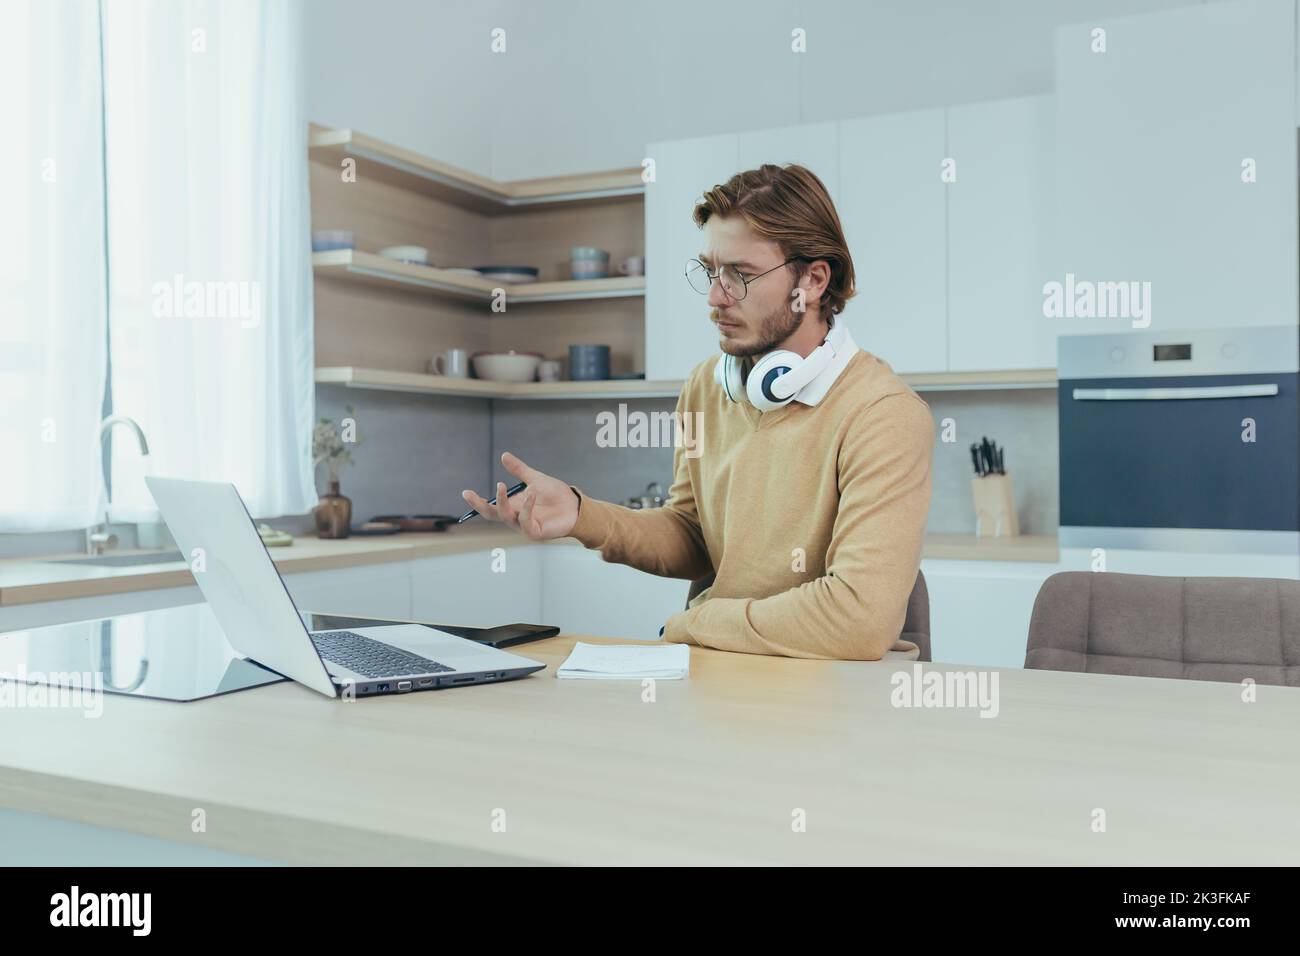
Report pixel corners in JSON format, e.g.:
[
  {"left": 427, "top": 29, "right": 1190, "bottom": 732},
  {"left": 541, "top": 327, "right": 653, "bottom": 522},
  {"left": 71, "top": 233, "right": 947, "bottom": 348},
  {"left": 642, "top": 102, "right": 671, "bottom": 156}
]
[
  {"left": 661, "top": 391, "right": 934, "bottom": 660},
  {"left": 565, "top": 387, "right": 713, "bottom": 582}
]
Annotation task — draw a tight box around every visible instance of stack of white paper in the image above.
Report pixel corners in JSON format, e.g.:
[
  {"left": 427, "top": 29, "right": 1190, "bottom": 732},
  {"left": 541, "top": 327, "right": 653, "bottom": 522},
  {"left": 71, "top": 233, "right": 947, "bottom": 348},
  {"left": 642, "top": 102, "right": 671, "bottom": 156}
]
[{"left": 557, "top": 642, "right": 690, "bottom": 680}]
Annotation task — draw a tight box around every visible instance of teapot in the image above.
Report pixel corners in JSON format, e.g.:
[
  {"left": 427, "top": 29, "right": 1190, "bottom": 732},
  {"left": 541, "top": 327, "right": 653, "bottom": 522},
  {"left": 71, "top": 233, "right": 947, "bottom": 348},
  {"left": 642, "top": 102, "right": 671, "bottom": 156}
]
[{"left": 622, "top": 481, "right": 665, "bottom": 510}]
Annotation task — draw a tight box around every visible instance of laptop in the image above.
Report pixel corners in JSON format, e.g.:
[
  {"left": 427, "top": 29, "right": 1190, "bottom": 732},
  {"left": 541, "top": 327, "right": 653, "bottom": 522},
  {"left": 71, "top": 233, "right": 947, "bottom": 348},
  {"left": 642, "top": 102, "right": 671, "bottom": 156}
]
[{"left": 146, "top": 476, "right": 546, "bottom": 698}]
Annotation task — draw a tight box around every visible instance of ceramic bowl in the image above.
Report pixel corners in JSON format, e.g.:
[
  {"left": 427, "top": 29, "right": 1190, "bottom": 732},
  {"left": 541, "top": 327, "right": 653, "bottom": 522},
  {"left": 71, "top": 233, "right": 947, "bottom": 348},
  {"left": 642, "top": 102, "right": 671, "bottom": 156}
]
[{"left": 471, "top": 351, "right": 543, "bottom": 382}]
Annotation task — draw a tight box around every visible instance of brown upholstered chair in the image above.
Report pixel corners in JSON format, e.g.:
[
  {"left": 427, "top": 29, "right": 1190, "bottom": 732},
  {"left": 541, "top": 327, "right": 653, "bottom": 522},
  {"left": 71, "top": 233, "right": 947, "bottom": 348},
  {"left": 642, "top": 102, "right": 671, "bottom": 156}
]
[
  {"left": 1025, "top": 571, "right": 1300, "bottom": 687},
  {"left": 684, "top": 568, "right": 931, "bottom": 662}
]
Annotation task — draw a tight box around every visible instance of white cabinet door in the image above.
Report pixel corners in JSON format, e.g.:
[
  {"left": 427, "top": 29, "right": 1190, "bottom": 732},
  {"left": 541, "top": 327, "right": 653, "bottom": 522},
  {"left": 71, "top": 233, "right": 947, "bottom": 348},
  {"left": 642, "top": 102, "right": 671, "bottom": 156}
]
[
  {"left": 922, "top": 559, "right": 1060, "bottom": 669},
  {"left": 926, "top": 546, "right": 1300, "bottom": 672},
  {"left": 838, "top": 109, "right": 948, "bottom": 372},
  {"left": 948, "top": 95, "right": 1057, "bottom": 371},
  {"left": 1057, "top": 547, "right": 1300, "bottom": 580},
  {"left": 0, "top": 584, "right": 204, "bottom": 633},
  {"left": 736, "top": 121, "right": 841, "bottom": 207},
  {"left": 409, "top": 546, "right": 543, "bottom": 628},
  {"left": 541, "top": 544, "right": 689, "bottom": 641},
  {"left": 284, "top": 562, "right": 412, "bottom": 620},
  {"left": 1053, "top": 0, "right": 1298, "bottom": 336},
  {"left": 644, "top": 133, "right": 740, "bottom": 382}
]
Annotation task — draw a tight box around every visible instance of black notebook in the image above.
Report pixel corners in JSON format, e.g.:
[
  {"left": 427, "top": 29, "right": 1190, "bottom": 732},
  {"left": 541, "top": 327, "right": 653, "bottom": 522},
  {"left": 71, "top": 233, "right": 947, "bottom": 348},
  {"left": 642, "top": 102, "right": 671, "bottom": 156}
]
[{"left": 304, "top": 614, "right": 559, "bottom": 649}]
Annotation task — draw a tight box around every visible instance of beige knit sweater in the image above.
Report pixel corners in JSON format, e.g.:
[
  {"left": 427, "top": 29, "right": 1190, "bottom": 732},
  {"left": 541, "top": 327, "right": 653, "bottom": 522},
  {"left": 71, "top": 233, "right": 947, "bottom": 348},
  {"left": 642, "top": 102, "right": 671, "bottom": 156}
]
[{"left": 567, "top": 347, "right": 934, "bottom": 660}]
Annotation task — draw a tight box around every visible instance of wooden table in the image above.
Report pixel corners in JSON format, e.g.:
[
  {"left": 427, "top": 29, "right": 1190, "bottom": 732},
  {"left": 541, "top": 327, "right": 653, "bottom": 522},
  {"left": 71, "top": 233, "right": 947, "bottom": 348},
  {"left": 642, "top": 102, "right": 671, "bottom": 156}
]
[{"left": 1, "top": 634, "right": 1296, "bottom": 865}]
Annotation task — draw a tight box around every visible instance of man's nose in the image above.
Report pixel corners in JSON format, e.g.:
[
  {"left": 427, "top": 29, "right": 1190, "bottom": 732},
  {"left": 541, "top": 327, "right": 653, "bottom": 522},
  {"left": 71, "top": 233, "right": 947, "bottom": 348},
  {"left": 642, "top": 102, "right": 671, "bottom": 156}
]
[{"left": 707, "top": 275, "right": 732, "bottom": 309}]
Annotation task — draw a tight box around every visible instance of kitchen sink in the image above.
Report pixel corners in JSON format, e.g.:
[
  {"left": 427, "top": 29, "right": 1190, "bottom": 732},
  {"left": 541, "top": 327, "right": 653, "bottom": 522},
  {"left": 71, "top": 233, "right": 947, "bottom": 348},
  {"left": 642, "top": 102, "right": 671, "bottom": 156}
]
[{"left": 47, "top": 551, "right": 185, "bottom": 567}]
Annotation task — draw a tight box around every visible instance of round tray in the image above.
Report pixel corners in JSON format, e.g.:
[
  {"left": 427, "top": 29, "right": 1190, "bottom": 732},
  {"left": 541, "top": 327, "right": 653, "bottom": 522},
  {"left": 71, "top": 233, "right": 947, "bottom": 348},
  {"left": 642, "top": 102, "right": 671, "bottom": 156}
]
[
  {"left": 369, "top": 514, "right": 457, "bottom": 533},
  {"left": 350, "top": 522, "right": 401, "bottom": 536}
]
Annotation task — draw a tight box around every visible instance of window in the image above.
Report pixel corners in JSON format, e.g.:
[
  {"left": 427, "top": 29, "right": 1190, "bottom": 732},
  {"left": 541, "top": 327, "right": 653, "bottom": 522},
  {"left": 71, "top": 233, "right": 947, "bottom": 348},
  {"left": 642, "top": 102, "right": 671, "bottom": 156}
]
[{"left": 0, "top": 0, "right": 316, "bottom": 534}]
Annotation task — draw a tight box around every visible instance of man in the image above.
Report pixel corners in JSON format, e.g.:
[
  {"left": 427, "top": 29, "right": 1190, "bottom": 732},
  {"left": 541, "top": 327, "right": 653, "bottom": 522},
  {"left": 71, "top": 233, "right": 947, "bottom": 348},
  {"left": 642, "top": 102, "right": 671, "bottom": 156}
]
[{"left": 462, "top": 164, "right": 934, "bottom": 660}]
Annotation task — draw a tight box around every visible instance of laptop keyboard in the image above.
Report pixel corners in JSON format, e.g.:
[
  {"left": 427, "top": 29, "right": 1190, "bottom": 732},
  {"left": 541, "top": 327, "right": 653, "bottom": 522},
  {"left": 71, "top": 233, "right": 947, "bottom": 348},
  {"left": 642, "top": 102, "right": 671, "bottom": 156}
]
[{"left": 310, "top": 630, "right": 454, "bottom": 679}]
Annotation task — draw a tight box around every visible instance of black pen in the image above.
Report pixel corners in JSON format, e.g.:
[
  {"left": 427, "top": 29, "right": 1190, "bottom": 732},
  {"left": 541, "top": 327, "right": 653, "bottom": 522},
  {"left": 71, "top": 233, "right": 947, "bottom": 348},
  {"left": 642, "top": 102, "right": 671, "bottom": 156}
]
[{"left": 458, "top": 481, "right": 527, "bottom": 523}]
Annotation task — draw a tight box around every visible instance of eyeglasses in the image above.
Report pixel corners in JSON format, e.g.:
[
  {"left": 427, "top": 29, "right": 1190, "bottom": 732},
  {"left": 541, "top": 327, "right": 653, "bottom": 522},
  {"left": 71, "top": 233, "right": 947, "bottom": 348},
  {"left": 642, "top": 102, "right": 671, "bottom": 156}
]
[{"left": 685, "top": 257, "right": 799, "bottom": 300}]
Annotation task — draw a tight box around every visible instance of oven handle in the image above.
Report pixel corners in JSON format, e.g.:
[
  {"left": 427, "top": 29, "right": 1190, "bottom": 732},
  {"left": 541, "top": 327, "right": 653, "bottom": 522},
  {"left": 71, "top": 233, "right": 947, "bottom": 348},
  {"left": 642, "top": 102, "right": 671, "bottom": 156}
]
[{"left": 1071, "top": 384, "right": 1280, "bottom": 401}]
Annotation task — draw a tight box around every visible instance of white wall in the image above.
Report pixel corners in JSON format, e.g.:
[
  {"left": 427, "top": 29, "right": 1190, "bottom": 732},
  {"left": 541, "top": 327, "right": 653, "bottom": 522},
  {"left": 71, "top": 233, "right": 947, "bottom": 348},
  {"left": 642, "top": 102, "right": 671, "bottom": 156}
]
[
  {"left": 304, "top": 0, "right": 501, "bottom": 176},
  {"left": 304, "top": 0, "right": 1203, "bottom": 180}
]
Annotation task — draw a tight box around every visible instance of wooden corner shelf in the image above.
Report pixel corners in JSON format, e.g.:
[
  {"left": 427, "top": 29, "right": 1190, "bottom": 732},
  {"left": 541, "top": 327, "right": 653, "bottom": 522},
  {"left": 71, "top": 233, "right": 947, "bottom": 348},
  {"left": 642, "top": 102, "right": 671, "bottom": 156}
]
[
  {"left": 902, "top": 369, "right": 1058, "bottom": 391},
  {"left": 315, "top": 366, "right": 683, "bottom": 401},
  {"left": 315, "top": 365, "right": 1057, "bottom": 401},
  {"left": 309, "top": 127, "right": 645, "bottom": 214},
  {"left": 312, "top": 250, "right": 644, "bottom": 303}
]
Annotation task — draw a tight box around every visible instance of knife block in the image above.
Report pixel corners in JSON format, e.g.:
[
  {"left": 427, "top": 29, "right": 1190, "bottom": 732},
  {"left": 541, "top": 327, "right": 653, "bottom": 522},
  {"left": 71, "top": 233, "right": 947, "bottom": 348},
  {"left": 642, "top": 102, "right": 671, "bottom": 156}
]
[{"left": 972, "top": 473, "right": 1020, "bottom": 538}]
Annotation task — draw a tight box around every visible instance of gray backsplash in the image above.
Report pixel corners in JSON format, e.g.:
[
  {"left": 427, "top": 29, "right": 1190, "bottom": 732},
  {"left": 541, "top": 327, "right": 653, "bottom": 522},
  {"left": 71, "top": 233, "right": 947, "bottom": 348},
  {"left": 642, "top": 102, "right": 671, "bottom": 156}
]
[
  {"left": 324, "top": 386, "right": 1059, "bottom": 536},
  {"left": 318, "top": 390, "right": 679, "bottom": 518},
  {"left": 923, "top": 388, "right": 1059, "bottom": 535},
  {"left": 0, "top": 386, "right": 1057, "bottom": 558},
  {"left": 313, "top": 385, "right": 493, "bottom": 524},
  {"left": 490, "top": 398, "right": 679, "bottom": 505}
]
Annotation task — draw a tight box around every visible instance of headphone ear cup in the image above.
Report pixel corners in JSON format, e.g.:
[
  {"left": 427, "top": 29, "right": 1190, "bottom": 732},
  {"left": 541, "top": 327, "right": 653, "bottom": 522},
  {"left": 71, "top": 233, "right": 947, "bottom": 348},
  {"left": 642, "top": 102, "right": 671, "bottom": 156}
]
[
  {"left": 714, "top": 354, "right": 746, "bottom": 404},
  {"left": 746, "top": 349, "right": 801, "bottom": 412}
]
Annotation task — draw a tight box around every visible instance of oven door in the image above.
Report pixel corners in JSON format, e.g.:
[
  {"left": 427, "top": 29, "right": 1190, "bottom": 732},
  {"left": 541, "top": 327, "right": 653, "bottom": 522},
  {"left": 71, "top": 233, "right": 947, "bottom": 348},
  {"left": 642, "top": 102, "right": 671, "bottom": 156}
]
[{"left": 1059, "top": 372, "right": 1299, "bottom": 540}]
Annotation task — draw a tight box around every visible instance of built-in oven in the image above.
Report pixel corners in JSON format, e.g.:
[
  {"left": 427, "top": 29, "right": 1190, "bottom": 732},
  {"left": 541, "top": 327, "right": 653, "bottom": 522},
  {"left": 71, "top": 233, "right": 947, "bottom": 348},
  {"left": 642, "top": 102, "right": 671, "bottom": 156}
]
[{"left": 1058, "top": 325, "right": 1299, "bottom": 553}]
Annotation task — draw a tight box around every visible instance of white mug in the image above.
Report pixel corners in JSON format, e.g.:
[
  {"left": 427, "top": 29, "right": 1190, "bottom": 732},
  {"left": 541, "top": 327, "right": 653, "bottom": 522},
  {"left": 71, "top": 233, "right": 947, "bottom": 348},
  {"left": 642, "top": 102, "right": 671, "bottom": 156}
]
[
  {"left": 538, "top": 359, "right": 563, "bottom": 382},
  {"left": 618, "top": 256, "right": 645, "bottom": 276},
  {"left": 433, "top": 348, "right": 470, "bottom": 378}
]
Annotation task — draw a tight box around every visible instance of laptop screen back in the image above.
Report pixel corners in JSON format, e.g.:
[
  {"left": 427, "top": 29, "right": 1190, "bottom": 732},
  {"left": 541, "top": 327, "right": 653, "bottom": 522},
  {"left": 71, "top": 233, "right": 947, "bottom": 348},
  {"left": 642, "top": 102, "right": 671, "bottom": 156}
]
[{"left": 146, "top": 476, "right": 338, "bottom": 697}]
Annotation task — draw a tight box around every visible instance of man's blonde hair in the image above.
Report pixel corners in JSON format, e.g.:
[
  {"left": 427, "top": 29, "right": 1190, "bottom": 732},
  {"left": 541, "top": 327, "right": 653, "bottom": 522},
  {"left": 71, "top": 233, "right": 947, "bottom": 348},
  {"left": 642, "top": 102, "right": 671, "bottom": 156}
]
[{"left": 692, "top": 164, "right": 856, "bottom": 320}]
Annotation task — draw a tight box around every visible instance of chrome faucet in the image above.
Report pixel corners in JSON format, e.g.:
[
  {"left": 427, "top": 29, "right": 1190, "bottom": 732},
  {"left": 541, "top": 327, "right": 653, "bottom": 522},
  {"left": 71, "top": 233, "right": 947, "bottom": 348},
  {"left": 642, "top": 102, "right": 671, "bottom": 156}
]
[
  {"left": 95, "top": 619, "right": 149, "bottom": 694},
  {"left": 87, "top": 415, "right": 151, "bottom": 555}
]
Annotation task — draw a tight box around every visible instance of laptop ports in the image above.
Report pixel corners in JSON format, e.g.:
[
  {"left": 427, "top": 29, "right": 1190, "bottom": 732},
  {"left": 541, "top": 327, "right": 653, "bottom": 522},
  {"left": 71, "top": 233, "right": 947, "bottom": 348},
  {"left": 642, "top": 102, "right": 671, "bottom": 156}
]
[
  {"left": 417, "top": 678, "right": 434, "bottom": 687},
  {"left": 397, "top": 680, "right": 412, "bottom": 692}
]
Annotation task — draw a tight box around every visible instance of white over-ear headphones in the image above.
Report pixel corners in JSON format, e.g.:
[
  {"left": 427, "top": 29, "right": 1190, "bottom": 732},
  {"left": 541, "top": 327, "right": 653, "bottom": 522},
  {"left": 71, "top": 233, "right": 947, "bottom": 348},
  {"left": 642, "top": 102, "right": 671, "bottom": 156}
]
[{"left": 714, "top": 321, "right": 849, "bottom": 411}]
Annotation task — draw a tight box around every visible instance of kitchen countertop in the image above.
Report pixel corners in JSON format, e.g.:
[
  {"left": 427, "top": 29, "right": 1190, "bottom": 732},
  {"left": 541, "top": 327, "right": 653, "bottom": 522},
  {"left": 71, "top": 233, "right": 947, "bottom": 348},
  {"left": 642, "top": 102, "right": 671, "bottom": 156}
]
[
  {"left": 0, "top": 528, "right": 1061, "bottom": 608},
  {"left": 920, "top": 532, "right": 1059, "bottom": 563},
  {"left": 0, "top": 525, "right": 530, "bottom": 607},
  {"left": 1, "top": 632, "right": 1294, "bottom": 865}
]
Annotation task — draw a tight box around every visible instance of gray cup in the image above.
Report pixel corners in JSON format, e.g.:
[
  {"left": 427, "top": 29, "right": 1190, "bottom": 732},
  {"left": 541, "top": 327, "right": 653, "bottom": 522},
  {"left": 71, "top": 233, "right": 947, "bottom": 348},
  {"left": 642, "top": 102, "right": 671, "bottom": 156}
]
[{"left": 569, "top": 344, "right": 611, "bottom": 381}]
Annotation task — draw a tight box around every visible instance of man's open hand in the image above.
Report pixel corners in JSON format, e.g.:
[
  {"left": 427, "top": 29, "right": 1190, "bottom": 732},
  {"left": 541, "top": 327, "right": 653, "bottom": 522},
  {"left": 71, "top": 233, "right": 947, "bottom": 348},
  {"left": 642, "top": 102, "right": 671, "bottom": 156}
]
[{"left": 461, "top": 452, "right": 579, "bottom": 540}]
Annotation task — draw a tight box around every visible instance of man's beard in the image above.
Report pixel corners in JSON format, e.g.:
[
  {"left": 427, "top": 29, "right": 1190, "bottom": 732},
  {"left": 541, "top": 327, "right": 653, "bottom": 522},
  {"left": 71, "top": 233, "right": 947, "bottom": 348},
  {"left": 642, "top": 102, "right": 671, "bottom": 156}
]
[{"left": 712, "top": 298, "right": 804, "bottom": 360}]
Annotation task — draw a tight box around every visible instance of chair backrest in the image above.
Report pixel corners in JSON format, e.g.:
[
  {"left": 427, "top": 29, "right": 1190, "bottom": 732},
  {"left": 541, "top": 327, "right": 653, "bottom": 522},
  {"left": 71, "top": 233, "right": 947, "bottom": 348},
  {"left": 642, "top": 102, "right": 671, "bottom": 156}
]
[
  {"left": 1025, "top": 571, "right": 1300, "bottom": 686},
  {"left": 901, "top": 569, "right": 931, "bottom": 662},
  {"left": 684, "top": 569, "right": 931, "bottom": 662}
]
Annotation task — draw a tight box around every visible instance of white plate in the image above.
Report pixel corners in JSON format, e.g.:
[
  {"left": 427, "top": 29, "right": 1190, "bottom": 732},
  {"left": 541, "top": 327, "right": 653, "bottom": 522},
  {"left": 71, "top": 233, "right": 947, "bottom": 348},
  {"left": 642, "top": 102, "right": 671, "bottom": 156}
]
[
  {"left": 477, "top": 271, "right": 538, "bottom": 284},
  {"left": 378, "top": 245, "right": 429, "bottom": 265}
]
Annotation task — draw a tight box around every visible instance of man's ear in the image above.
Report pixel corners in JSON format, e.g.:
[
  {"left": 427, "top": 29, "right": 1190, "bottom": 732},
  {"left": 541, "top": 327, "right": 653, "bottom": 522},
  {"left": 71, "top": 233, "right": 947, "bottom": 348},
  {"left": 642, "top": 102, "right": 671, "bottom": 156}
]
[
  {"left": 802, "top": 261, "right": 832, "bottom": 309},
  {"left": 807, "top": 259, "right": 831, "bottom": 291}
]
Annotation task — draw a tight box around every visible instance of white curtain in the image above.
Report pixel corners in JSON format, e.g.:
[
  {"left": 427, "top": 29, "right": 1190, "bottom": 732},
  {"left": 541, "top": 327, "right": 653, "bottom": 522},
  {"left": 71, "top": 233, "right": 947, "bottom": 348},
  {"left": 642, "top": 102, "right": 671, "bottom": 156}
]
[
  {"left": 0, "top": 0, "right": 109, "bottom": 532},
  {"left": 103, "top": 0, "right": 316, "bottom": 522}
]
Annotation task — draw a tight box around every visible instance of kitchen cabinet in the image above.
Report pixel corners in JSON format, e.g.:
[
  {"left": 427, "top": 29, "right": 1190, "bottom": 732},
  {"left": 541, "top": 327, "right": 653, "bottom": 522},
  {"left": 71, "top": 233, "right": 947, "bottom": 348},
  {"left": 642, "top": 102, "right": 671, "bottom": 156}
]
[
  {"left": 922, "top": 559, "right": 1058, "bottom": 669},
  {"left": 736, "top": 121, "right": 841, "bottom": 208},
  {"left": 926, "top": 543, "right": 1300, "bottom": 670},
  {"left": 0, "top": 583, "right": 203, "bottom": 634},
  {"left": 1056, "top": 546, "right": 1300, "bottom": 580},
  {"left": 947, "top": 95, "right": 1056, "bottom": 371},
  {"left": 1053, "top": 0, "right": 1298, "bottom": 336},
  {"left": 0, "top": 558, "right": 417, "bottom": 633},
  {"left": 643, "top": 101, "right": 1058, "bottom": 378},
  {"left": 9, "top": 539, "right": 1298, "bottom": 672},
  {"left": 541, "top": 544, "right": 689, "bottom": 641},
  {"left": 642, "top": 0, "right": 1300, "bottom": 376},
  {"left": 644, "top": 133, "right": 740, "bottom": 382},
  {"left": 409, "top": 546, "right": 543, "bottom": 628},
  {"left": 838, "top": 109, "right": 948, "bottom": 373},
  {"left": 284, "top": 562, "right": 413, "bottom": 620}
]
